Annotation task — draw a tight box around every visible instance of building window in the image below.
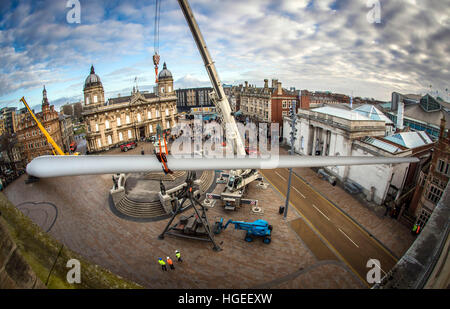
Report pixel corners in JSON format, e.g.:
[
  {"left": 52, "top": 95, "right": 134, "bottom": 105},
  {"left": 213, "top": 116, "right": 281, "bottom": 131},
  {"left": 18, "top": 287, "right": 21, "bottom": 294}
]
[
  {"left": 417, "top": 209, "right": 431, "bottom": 228},
  {"left": 119, "top": 132, "right": 123, "bottom": 141},
  {"left": 168, "top": 86, "right": 172, "bottom": 92},
  {"left": 105, "top": 120, "right": 110, "bottom": 129},
  {"left": 282, "top": 101, "right": 287, "bottom": 108},
  {"left": 282, "top": 111, "right": 287, "bottom": 116},
  {"left": 437, "top": 159, "right": 449, "bottom": 176},
  {"left": 95, "top": 124, "right": 99, "bottom": 132},
  {"left": 165, "top": 109, "right": 169, "bottom": 116},
  {"left": 107, "top": 135, "right": 112, "bottom": 145},
  {"left": 86, "top": 97, "right": 90, "bottom": 104},
  {"left": 149, "top": 125, "right": 153, "bottom": 133},
  {"left": 97, "top": 139, "right": 101, "bottom": 148},
  {"left": 128, "top": 130, "right": 132, "bottom": 139},
  {"left": 426, "top": 184, "right": 443, "bottom": 204},
  {"left": 148, "top": 111, "right": 152, "bottom": 119},
  {"left": 166, "top": 121, "right": 170, "bottom": 128},
  {"left": 117, "top": 117, "right": 121, "bottom": 126},
  {"left": 156, "top": 110, "right": 160, "bottom": 118},
  {"left": 126, "top": 115, "right": 130, "bottom": 124},
  {"left": 137, "top": 114, "right": 141, "bottom": 122}
]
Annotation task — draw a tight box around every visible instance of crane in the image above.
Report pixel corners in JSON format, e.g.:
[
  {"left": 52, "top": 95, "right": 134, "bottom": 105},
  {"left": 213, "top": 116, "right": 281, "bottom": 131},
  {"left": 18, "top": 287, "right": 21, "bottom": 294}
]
[
  {"left": 177, "top": 0, "right": 261, "bottom": 210},
  {"left": 153, "top": 0, "right": 161, "bottom": 83},
  {"left": 20, "top": 97, "right": 65, "bottom": 156}
]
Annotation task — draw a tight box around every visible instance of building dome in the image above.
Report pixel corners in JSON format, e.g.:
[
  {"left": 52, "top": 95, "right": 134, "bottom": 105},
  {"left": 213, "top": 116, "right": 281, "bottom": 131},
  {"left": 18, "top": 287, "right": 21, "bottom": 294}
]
[
  {"left": 84, "top": 65, "right": 102, "bottom": 89},
  {"left": 158, "top": 62, "right": 172, "bottom": 80}
]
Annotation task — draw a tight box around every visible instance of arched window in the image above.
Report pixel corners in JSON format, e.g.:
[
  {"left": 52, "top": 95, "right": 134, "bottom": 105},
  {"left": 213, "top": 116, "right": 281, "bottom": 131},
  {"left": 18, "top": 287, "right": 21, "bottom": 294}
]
[
  {"left": 126, "top": 115, "right": 130, "bottom": 124},
  {"left": 105, "top": 120, "right": 110, "bottom": 129},
  {"left": 137, "top": 114, "right": 141, "bottom": 122},
  {"left": 119, "top": 132, "right": 123, "bottom": 141},
  {"left": 117, "top": 117, "right": 121, "bottom": 126}
]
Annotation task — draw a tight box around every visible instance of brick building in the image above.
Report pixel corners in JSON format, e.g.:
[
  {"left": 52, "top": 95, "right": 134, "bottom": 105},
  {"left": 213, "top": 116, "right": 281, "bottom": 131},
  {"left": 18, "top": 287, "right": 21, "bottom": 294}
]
[
  {"left": 239, "top": 79, "right": 299, "bottom": 127},
  {"left": 409, "top": 117, "right": 449, "bottom": 230},
  {"left": 16, "top": 86, "right": 64, "bottom": 163},
  {"left": 300, "top": 90, "right": 350, "bottom": 109}
]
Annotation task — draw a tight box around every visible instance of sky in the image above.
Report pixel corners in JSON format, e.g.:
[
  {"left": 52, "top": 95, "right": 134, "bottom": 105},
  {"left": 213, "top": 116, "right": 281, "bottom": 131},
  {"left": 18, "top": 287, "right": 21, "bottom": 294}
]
[{"left": 0, "top": 0, "right": 449, "bottom": 112}]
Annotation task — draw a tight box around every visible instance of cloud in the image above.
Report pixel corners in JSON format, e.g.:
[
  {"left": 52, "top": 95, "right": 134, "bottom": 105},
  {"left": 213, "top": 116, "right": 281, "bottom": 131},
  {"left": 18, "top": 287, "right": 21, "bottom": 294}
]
[{"left": 1, "top": 0, "right": 449, "bottom": 106}]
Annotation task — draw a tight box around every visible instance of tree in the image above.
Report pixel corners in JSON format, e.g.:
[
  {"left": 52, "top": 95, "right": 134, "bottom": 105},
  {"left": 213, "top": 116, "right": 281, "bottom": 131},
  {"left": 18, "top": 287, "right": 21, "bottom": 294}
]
[
  {"left": 0, "top": 131, "right": 17, "bottom": 172},
  {"left": 62, "top": 104, "right": 74, "bottom": 116}
]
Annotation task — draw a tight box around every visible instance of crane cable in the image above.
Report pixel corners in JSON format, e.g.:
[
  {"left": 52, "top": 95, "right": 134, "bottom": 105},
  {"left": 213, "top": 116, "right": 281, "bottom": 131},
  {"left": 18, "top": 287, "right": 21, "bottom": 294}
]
[{"left": 153, "top": 0, "right": 161, "bottom": 83}]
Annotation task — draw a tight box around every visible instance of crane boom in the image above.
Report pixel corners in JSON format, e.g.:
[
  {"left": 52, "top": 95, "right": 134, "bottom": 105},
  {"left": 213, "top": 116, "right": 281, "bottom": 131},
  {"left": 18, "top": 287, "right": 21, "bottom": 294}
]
[
  {"left": 20, "top": 97, "right": 65, "bottom": 156},
  {"left": 177, "top": 0, "right": 246, "bottom": 157}
]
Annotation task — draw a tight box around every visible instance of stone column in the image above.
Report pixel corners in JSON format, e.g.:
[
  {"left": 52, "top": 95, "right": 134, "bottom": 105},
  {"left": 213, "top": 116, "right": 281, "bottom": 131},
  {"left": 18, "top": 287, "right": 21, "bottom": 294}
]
[
  {"left": 322, "top": 130, "right": 328, "bottom": 156},
  {"left": 311, "top": 126, "right": 317, "bottom": 156}
]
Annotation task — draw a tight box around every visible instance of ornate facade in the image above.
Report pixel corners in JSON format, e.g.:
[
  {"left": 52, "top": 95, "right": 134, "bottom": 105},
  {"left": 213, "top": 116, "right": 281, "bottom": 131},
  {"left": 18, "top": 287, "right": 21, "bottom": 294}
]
[
  {"left": 16, "top": 86, "right": 63, "bottom": 163},
  {"left": 83, "top": 63, "right": 178, "bottom": 153}
]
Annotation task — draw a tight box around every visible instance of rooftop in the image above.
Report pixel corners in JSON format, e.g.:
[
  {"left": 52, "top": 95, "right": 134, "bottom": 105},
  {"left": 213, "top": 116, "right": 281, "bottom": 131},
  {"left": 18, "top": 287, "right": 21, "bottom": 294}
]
[
  {"left": 353, "top": 104, "right": 393, "bottom": 124},
  {"left": 383, "top": 131, "right": 434, "bottom": 149},
  {"left": 311, "top": 106, "right": 372, "bottom": 121}
]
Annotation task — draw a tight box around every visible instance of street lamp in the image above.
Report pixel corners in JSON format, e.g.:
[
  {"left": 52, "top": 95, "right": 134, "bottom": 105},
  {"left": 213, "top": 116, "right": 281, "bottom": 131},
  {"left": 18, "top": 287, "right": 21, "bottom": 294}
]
[{"left": 284, "top": 100, "right": 298, "bottom": 219}]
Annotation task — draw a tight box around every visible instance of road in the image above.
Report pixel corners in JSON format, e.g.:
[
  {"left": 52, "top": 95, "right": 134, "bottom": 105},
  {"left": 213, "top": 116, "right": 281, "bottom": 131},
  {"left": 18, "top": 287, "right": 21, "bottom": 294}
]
[{"left": 261, "top": 168, "right": 398, "bottom": 287}]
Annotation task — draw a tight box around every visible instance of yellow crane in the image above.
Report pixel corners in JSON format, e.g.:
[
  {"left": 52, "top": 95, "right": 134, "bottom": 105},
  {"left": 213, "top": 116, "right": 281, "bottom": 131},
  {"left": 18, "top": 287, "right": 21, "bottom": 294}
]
[{"left": 20, "top": 96, "right": 74, "bottom": 156}]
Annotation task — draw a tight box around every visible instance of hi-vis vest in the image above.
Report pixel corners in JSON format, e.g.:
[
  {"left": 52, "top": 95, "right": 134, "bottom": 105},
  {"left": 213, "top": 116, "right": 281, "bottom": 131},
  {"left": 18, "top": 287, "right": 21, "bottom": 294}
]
[
  {"left": 158, "top": 259, "right": 166, "bottom": 266},
  {"left": 176, "top": 252, "right": 181, "bottom": 259}
]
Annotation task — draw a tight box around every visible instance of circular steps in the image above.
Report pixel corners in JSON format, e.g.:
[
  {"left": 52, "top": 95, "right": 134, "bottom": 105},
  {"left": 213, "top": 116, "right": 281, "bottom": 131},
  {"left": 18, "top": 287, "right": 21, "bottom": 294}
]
[{"left": 112, "top": 170, "right": 216, "bottom": 220}]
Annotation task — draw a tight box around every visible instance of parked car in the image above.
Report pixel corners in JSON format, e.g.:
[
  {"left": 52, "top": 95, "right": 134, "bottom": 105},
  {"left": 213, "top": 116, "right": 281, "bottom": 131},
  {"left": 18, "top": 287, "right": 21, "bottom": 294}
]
[
  {"left": 120, "top": 141, "right": 137, "bottom": 152},
  {"left": 344, "top": 181, "right": 361, "bottom": 195},
  {"left": 317, "top": 169, "right": 337, "bottom": 186}
]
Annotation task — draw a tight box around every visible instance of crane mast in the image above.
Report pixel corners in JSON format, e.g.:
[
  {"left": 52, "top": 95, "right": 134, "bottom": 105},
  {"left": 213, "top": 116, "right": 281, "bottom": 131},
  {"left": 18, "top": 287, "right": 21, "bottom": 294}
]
[{"left": 177, "top": 0, "right": 246, "bottom": 157}]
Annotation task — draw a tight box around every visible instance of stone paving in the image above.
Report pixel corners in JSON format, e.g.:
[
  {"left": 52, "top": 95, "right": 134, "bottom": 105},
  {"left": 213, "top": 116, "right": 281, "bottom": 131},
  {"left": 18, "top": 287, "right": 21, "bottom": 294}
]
[{"left": 1, "top": 144, "right": 415, "bottom": 288}]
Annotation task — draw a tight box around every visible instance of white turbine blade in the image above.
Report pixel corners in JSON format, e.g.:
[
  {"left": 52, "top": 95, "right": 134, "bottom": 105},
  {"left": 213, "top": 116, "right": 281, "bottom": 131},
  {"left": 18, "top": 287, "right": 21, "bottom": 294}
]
[{"left": 26, "top": 155, "right": 419, "bottom": 178}]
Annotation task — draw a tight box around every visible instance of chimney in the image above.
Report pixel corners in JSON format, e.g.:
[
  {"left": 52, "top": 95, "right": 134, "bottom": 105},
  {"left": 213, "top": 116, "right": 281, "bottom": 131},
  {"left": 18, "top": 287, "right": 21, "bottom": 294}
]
[
  {"left": 277, "top": 82, "right": 282, "bottom": 95},
  {"left": 264, "top": 79, "right": 268, "bottom": 88},
  {"left": 272, "top": 79, "right": 278, "bottom": 88},
  {"left": 245, "top": 81, "right": 248, "bottom": 89},
  {"left": 397, "top": 100, "right": 404, "bottom": 130}
]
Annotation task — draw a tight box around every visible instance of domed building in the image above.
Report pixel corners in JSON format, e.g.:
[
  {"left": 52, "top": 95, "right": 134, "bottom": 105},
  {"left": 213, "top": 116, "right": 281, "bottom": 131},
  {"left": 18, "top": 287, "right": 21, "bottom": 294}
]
[
  {"left": 83, "top": 65, "right": 105, "bottom": 108},
  {"left": 157, "top": 62, "right": 174, "bottom": 96},
  {"left": 82, "top": 63, "right": 178, "bottom": 153}
]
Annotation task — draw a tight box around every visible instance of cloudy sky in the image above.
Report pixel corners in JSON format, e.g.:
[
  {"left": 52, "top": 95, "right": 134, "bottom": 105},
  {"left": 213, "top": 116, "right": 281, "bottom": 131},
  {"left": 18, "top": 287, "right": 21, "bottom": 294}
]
[{"left": 1, "top": 0, "right": 449, "bottom": 111}]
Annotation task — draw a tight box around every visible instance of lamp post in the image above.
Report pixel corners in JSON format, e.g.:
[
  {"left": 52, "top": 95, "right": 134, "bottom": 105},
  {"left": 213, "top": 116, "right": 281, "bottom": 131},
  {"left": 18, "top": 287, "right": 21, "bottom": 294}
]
[{"left": 284, "top": 99, "right": 298, "bottom": 219}]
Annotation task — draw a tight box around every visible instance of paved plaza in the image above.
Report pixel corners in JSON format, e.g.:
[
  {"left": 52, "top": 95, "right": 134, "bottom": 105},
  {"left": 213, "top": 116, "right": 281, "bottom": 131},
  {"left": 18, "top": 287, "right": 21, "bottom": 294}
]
[{"left": 3, "top": 145, "right": 415, "bottom": 288}]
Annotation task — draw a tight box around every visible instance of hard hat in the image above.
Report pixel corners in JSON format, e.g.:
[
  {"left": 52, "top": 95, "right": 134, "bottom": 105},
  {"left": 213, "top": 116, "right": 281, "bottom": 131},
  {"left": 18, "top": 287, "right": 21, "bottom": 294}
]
[
  {"left": 159, "top": 258, "right": 162, "bottom": 260},
  {"left": 175, "top": 250, "right": 179, "bottom": 253},
  {"left": 167, "top": 256, "right": 170, "bottom": 259}
]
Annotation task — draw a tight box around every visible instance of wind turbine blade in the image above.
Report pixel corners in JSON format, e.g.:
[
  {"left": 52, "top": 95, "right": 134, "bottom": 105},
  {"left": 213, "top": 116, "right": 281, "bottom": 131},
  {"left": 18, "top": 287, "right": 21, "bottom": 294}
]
[{"left": 26, "top": 155, "right": 419, "bottom": 178}]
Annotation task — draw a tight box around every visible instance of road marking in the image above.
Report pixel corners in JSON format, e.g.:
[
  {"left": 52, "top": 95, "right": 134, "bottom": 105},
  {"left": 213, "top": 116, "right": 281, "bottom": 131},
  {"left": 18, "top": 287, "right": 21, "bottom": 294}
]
[
  {"left": 338, "top": 228, "right": 360, "bottom": 248},
  {"left": 291, "top": 171, "right": 398, "bottom": 262},
  {"left": 260, "top": 171, "right": 370, "bottom": 288},
  {"left": 292, "top": 187, "right": 306, "bottom": 198},
  {"left": 312, "top": 204, "right": 330, "bottom": 221},
  {"left": 275, "top": 171, "right": 286, "bottom": 181}
]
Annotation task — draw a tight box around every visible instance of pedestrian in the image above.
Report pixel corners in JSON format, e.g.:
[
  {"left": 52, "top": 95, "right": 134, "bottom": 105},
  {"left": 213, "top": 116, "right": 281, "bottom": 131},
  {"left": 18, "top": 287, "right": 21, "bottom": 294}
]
[
  {"left": 158, "top": 258, "right": 167, "bottom": 271},
  {"left": 175, "top": 250, "right": 182, "bottom": 262},
  {"left": 167, "top": 256, "right": 175, "bottom": 270}
]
